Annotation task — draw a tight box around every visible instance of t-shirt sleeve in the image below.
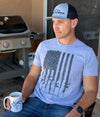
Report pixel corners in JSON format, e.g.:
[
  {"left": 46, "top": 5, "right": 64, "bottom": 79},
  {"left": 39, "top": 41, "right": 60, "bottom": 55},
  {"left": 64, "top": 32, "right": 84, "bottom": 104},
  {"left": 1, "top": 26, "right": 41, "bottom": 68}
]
[
  {"left": 83, "top": 48, "right": 98, "bottom": 76},
  {"left": 32, "top": 42, "right": 42, "bottom": 66}
]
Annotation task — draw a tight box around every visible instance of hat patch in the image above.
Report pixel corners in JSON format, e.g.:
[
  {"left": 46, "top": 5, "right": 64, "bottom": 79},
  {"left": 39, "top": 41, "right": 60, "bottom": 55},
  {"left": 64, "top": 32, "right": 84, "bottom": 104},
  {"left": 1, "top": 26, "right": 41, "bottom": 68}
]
[{"left": 53, "top": 9, "right": 65, "bottom": 15}]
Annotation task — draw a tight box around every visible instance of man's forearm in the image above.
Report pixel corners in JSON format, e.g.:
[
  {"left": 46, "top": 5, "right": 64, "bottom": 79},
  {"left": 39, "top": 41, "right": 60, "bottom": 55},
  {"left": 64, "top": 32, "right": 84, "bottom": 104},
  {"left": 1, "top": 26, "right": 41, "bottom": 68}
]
[
  {"left": 76, "top": 90, "right": 97, "bottom": 111},
  {"left": 65, "top": 90, "right": 97, "bottom": 117},
  {"left": 21, "top": 64, "right": 41, "bottom": 100},
  {"left": 22, "top": 74, "right": 38, "bottom": 99},
  {"left": 77, "top": 76, "right": 98, "bottom": 111}
]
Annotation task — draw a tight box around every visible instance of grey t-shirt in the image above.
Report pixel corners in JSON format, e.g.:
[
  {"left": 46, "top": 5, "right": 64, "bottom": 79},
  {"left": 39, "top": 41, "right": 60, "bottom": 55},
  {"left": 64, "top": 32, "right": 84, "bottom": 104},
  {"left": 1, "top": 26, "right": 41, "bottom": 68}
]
[{"left": 32, "top": 38, "right": 98, "bottom": 107}]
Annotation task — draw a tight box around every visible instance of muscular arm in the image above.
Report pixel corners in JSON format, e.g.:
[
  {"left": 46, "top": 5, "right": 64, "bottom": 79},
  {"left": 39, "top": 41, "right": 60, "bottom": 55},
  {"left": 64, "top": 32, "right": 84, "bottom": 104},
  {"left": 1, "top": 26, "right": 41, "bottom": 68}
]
[
  {"left": 22, "top": 64, "right": 41, "bottom": 101},
  {"left": 65, "top": 75, "right": 98, "bottom": 117},
  {"left": 77, "top": 76, "right": 98, "bottom": 110}
]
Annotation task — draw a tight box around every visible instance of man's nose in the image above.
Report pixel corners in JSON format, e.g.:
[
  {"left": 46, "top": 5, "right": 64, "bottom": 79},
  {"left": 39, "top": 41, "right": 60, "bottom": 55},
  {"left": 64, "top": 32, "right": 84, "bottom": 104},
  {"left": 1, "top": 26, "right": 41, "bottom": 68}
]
[{"left": 53, "top": 23, "right": 59, "bottom": 30}]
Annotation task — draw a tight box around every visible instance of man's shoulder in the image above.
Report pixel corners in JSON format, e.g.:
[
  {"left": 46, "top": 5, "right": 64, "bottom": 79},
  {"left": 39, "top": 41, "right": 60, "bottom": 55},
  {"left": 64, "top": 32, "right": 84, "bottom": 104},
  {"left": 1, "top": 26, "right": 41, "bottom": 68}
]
[
  {"left": 77, "top": 39, "right": 92, "bottom": 50},
  {"left": 41, "top": 38, "right": 57, "bottom": 45}
]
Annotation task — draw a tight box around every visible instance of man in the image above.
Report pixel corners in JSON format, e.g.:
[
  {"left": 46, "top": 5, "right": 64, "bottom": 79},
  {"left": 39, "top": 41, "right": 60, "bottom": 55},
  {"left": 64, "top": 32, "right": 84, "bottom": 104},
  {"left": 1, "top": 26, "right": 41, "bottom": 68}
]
[{"left": 1, "top": 3, "right": 98, "bottom": 117}]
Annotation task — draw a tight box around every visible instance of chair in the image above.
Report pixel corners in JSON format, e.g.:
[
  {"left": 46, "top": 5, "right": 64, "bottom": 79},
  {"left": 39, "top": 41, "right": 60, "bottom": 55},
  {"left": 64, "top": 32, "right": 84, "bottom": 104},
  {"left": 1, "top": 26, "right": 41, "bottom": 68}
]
[{"left": 85, "top": 102, "right": 96, "bottom": 117}]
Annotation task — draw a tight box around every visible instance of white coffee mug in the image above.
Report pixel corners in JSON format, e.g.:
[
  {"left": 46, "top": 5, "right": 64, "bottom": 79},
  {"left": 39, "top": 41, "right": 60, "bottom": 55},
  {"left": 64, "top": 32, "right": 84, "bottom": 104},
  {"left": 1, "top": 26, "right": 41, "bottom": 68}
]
[{"left": 3, "top": 92, "right": 22, "bottom": 112}]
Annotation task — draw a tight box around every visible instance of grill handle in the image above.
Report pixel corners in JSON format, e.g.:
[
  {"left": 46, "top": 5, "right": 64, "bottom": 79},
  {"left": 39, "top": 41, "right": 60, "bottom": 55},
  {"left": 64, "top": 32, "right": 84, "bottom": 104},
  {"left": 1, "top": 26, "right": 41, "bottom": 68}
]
[{"left": 0, "top": 49, "right": 16, "bottom": 53}]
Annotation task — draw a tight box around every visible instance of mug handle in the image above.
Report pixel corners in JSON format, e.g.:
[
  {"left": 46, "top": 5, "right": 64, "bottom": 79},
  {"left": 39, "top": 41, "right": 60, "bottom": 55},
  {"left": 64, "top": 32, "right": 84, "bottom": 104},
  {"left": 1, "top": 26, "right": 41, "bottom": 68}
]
[{"left": 3, "top": 96, "right": 10, "bottom": 110}]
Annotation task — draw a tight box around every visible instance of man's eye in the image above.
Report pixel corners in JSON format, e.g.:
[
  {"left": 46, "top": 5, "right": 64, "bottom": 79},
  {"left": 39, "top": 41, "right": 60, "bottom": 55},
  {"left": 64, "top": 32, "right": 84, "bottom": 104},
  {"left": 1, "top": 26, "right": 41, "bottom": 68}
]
[{"left": 59, "top": 21, "right": 63, "bottom": 23}]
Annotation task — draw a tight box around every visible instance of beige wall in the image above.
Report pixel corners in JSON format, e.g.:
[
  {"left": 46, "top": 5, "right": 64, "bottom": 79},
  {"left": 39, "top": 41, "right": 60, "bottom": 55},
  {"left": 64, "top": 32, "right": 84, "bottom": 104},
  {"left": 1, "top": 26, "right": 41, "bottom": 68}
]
[
  {"left": 0, "top": 0, "right": 43, "bottom": 32},
  {"left": 32, "top": 0, "right": 43, "bottom": 32}
]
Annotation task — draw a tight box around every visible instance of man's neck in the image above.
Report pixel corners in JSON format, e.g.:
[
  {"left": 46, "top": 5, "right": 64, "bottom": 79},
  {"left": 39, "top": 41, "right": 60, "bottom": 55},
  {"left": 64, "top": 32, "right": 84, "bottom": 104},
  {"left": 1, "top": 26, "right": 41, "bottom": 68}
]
[{"left": 58, "top": 36, "right": 77, "bottom": 45}]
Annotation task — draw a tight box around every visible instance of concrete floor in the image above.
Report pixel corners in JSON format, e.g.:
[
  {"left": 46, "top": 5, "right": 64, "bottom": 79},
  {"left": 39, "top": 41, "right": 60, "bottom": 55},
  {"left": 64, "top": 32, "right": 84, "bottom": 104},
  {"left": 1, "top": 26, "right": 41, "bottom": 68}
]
[{"left": 0, "top": 77, "right": 100, "bottom": 117}]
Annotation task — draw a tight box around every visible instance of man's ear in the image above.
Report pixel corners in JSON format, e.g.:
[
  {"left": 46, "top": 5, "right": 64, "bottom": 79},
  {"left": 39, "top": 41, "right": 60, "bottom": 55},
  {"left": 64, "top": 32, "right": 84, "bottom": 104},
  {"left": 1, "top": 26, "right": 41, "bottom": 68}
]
[{"left": 72, "top": 18, "right": 78, "bottom": 28}]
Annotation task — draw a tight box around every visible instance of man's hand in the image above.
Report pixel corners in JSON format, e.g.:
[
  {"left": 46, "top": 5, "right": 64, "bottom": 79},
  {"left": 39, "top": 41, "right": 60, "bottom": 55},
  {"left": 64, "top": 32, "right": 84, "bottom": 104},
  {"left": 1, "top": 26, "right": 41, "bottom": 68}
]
[
  {"left": 65, "top": 108, "right": 81, "bottom": 117},
  {"left": 6, "top": 99, "right": 11, "bottom": 111},
  {"left": 6, "top": 96, "right": 26, "bottom": 111},
  {"left": 22, "top": 96, "right": 27, "bottom": 103}
]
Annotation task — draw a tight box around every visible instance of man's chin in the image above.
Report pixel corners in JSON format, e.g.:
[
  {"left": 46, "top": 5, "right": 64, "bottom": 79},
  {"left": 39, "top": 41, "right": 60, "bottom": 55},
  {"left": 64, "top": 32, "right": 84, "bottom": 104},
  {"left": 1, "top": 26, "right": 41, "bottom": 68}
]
[
  {"left": 56, "top": 36, "right": 62, "bottom": 40},
  {"left": 55, "top": 35, "right": 61, "bottom": 39}
]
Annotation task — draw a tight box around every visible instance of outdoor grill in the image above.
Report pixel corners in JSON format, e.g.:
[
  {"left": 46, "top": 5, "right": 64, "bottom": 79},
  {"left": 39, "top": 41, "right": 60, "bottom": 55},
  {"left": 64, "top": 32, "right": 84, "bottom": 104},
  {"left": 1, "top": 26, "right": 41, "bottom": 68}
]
[{"left": 0, "top": 15, "right": 31, "bottom": 80}]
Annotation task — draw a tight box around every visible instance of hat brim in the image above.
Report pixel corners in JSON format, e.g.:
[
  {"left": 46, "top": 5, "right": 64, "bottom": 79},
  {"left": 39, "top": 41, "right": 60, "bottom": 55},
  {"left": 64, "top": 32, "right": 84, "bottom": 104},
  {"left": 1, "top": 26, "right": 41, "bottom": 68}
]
[{"left": 45, "top": 16, "right": 68, "bottom": 20}]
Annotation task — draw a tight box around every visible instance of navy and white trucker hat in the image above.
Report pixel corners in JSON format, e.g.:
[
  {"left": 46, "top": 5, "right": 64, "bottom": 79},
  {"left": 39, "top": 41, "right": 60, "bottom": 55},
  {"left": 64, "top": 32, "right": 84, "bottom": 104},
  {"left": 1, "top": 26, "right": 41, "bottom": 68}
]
[{"left": 46, "top": 3, "right": 78, "bottom": 20}]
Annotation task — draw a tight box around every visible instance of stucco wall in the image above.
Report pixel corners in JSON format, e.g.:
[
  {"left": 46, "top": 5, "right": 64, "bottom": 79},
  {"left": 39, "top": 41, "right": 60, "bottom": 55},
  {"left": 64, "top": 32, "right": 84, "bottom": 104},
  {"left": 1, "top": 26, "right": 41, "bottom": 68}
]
[
  {"left": 0, "top": 0, "right": 43, "bottom": 32},
  {"left": 32, "top": 0, "right": 43, "bottom": 32}
]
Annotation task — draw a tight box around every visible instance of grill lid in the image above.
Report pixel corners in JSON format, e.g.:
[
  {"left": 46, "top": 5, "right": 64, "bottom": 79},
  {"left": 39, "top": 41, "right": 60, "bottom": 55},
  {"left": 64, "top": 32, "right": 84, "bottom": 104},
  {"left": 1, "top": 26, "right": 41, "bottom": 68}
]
[{"left": 0, "top": 15, "right": 31, "bottom": 37}]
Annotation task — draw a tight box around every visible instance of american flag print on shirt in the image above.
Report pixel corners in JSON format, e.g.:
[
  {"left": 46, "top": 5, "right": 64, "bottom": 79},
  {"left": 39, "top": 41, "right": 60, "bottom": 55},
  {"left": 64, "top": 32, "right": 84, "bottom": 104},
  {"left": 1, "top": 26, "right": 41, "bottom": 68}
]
[{"left": 40, "top": 50, "right": 74, "bottom": 97}]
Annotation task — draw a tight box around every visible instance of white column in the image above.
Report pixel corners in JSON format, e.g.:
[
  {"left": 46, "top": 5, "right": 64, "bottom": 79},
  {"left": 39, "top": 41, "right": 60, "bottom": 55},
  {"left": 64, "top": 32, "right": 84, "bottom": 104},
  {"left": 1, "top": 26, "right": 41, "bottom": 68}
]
[
  {"left": 97, "top": 30, "right": 100, "bottom": 99},
  {"left": 43, "top": 0, "right": 47, "bottom": 39}
]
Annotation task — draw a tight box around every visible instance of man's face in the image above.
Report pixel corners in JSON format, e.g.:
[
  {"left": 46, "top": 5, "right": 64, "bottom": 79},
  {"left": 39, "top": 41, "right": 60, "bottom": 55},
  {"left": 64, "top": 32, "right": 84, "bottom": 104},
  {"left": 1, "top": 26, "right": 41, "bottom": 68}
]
[{"left": 52, "top": 18, "right": 74, "bottom": 40}]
